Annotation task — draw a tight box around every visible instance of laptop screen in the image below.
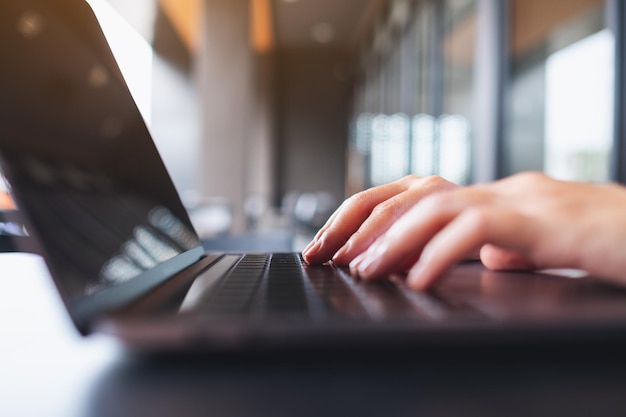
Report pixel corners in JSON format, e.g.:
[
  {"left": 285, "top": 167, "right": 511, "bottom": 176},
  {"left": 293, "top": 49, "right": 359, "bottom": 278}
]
[{"left": 0, "top": 0, "right": 204, "bottom": 321}]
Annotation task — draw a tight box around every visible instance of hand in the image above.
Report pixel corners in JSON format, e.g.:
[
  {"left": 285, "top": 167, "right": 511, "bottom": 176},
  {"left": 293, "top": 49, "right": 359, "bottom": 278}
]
[
  {"left": 302, "top": 174, "right": 459, "bottom": 266},
  {"left": 303, "top": 172, "right": 626, "bottom": 291}
]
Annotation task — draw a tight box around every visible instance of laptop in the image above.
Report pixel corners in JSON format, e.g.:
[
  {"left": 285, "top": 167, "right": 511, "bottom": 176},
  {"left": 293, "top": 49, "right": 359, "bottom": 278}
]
[{"left": 3, "top": 0, "right": 626, "bottom": 353}]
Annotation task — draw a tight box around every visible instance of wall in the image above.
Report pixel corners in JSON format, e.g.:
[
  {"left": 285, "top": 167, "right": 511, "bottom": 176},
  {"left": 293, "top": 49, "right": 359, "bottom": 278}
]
[
  {"left": 195, "top": 0, "right": 254, "bottom": 233},
  {"left": 194, "top": 1, "right": 353, "bottom": 232},
  {"left": 275, "top": 48, "right": 352, "bottom": 206}
]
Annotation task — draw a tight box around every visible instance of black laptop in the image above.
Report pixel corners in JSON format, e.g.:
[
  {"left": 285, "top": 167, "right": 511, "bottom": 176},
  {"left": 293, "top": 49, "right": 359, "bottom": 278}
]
[{"left": 3, "top": 0, "right": 626, "bottom": 352}]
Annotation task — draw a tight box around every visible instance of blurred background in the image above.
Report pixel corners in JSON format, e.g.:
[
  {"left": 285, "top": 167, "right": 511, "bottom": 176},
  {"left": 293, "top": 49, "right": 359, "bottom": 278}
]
[{"left": 0, "top": 0, "right": 620, "bottom": 249}]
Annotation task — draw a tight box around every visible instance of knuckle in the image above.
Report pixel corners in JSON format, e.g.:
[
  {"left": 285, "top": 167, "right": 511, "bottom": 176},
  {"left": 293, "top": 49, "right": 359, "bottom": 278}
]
[
  {"left": 463, "top": 208, "right": 492, "bottom": 230},
  {"left": 416, "top": 175, "right": 455, "bottom": 191},
  {"left": 349, "top": 228, "right": 372, "bottom": 246},
  {"left": 512, "top": 171, "right": 547, "bottom": 184},
  {"left": 346, "top": 189, "right": 372, "bottom": 207},
  {"left": 505, "top": 171, "right": 555, "bottom": 195},
  {"left": 371, "top": 197, "right": 403, "bottom": 219},
  {"left": 398, "top": 174, "right": 421, "bottom": 185}
]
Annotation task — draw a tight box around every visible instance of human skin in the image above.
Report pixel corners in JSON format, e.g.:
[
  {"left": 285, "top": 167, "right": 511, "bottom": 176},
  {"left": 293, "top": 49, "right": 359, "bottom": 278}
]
[{"left": 302, "top": 172, "right": 626, "bottom": 291}]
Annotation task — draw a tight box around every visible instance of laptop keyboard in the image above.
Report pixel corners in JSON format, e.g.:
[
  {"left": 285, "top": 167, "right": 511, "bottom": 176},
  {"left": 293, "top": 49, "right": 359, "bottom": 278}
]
[
  {"left": 200, "top": 253, "right": 474, "bottom": 322},
  {"left": 203, "top": 254, "right": 311, "bottom": 317}
]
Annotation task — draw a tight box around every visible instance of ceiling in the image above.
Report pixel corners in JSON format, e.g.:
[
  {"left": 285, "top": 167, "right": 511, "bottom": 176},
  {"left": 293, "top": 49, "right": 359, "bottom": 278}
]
[
  {"left": 104, "top": 0, "right": 384, "bottom": 53},
  {"left": 272, "top": 0, "right": 380, "bottom": 49}
]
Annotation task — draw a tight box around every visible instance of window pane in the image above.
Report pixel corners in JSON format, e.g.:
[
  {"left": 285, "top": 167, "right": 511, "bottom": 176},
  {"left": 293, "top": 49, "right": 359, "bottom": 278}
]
[
  {"left": 410, "top": 1, "right": 437, "bottom": 177},
  {"left": 439, "top": 0, "right": 477, "bottom": 184},
  {"left": 412, "top": 114, "right": 436, "bottom": 177},
  {"left": 370, "top": 114, "right": 410, "bottom": 186},
  {"left": 505, "top": 0, "right": 613, "bottom": 182}
]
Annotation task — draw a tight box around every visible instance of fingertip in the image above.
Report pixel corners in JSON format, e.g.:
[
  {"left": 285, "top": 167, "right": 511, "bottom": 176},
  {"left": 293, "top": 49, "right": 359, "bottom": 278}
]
[
  {"left": 479, "top": 244, "right": 535, "bottom": 271},
  {"left": 406, "top": 263, "right": 436, "bottom": 291},
  {"left": 349, "top": 251, "right": 370, "bottom": 278},
  {"left": 348, "top": 253, "right": 362, "bottom": 273},
  {"left": 303, "top": 232, "right": 348, "bottom": 265},
  {"left": 354, "top": 256, "right": 387, "bottom": 282},
  {"left": 331, "top": 240, "right": 354, "bottom": 265},
  {"left": 302, "top": 239, "right": 322, "bottom": 264}
]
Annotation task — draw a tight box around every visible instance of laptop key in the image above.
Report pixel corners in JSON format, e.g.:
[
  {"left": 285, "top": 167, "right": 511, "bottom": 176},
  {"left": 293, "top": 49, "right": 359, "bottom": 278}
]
[
  {"left": 262, "top": 253, "right": 311, "bottom": 315},
  {"left": 203, "top": 254, "right": 268, "bottom": 316}
]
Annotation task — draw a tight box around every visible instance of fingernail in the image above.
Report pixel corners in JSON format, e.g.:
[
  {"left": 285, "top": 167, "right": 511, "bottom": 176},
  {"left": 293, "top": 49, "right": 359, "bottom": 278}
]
[
  {"left": 332, "top": 240, "right": 353, "bottom": 264},
  {"left": 350, "top": 242, "right": 384, "bottom": 279},
  {"left": 302, "top": 239, "right": 322, "bottom": 259},
  {"left": 355, "top": 255, "right": 381, "bottom": 279},
  {"left": 349, "top": 252, "right": 367, "bottom": 276},
  {"left": 407, "top": 263, "right": 428, "bottom": 291}
]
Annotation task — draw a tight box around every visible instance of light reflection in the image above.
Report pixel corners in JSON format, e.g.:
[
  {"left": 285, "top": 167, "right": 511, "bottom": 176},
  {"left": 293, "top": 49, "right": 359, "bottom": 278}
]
[
  {"left": 122, "top": 240, "right": 158, "bottom": 270},
  {"left": 149, "top": 206, "right": 198, "bottom": 250},
  {"left": 370, "top": 113, "right": 410, "bottom": 186},
  {"left": 133, "top": 226, "right": 180, "bottom": 263},
  {"left": 370, "top": 114, "right": 389, "bottom": 186},
  {"left": 17, "top": 11, "right": 45, "bottom": 39},
  {"left": 361, "top": 111, "right": 470, "bottom": 185},
  {"left": 10, "top": 153, "right": 200, "bottom": 294},
  {"left": 411, "top": 114, "right": 436, "bottom": 177},
  {"left": 438, "top": 114, "right": 470, "bottom": 185},
  {"left": 88, "top": 65, "right": 110, "bottom": 88},
  {"left": 311, "top": 22, "right": 335, "bottom": 44},
  {"left": 355, "top": 113, "right": 373, "bottom": 154},
  {"left": 98, "top": 220, "right": 196, "bottom": 286},
  {"left": 544, "top": 29, "right": 614, "bottom": 182},
  {"left": 101, "top": 255, "right": 144, "bottom": 285},
  {"left": 1, "top": 0, "right": 203, "bottom": 305}
]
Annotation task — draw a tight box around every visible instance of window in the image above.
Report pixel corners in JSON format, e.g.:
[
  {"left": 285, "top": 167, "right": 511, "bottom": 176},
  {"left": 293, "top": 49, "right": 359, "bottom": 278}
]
[
  {"left": 346, "top": 0, "right": 616, "bottom": 194},
  {"left": 439, "top": 0, "right": 477, "bottom": 184},
  {"left": 504, "top": 0, "right": 613, "bottom": 182},
  {"left": 347, "top": 0, "right": 477, "bottom": 191}
]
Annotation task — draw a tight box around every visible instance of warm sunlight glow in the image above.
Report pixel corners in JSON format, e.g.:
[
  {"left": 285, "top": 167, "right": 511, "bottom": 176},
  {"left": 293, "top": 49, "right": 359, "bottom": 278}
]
[
  {"left": 250, "top": 0, "right": 275, "bottom": 54},
  {"left": 159, "top": 0, "right": 202, "bottom": 52}
]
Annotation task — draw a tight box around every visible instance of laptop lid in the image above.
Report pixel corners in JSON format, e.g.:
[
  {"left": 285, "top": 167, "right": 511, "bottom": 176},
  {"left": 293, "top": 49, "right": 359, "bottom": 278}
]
[{"left": 0, "top": 0, "right": 206, "bottom": 333}]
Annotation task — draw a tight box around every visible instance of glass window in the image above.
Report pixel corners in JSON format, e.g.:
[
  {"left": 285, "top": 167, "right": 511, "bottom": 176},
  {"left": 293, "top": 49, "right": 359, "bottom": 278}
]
[
  {"left": 412, "top": 114, "right": 436, "bottom": 176},
  {"left": 410, "top": 1, "right": 437, "bottom": 177},
  {"left": 349, "top": 0, "right": 478, "bottom": 190},
  {"left": 504, "top": 0, "right": 613, "bottom": 182},
  {"left": 439, "top": 0, "right": 477, "bottom": 185},
  {"left": 370, "top": 114, "right": 411, "bottom": 186}
]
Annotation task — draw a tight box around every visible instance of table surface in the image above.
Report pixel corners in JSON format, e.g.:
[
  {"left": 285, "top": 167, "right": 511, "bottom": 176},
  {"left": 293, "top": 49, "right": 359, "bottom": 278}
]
[{"left": 4, "top": 252, "right": 626, "bottom": 417}]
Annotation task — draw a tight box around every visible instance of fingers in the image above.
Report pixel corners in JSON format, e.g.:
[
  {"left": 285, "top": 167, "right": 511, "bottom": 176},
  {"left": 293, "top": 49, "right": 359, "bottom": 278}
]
[
  {"left": 307, "top": 172, "right": 626, "bottom": 292},
  {"left": 303, "top": 175, "right": 457, "bottom": 265},
  {"left": 302, "top": 180, "right": 409, "bottom": 264},
  {"left": 332, "top": 192, "right": 435, "bottom": 265},
  {"left": 349, "top": 188, "right": 538, "bottom": 290},
  {"left": 348, "top": 191, "right": 472, "bottom": 280},
  {"left": 405, "top": 208, "right": 535, "bottom": 290},
  {"left": 479, "top": 244, "right": 535, "bottom": 271}
]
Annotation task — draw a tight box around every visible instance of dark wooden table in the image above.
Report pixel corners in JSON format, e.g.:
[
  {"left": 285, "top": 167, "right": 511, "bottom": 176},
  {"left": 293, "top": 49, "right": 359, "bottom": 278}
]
[{"left": 3, "top": 252, "right": 626, "bottom": 417}]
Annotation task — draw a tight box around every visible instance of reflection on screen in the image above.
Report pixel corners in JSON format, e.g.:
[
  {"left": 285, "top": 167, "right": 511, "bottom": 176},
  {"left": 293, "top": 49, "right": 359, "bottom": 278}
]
[{"left": 0, "top": 0, "right": 202, "bottom": 302}]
